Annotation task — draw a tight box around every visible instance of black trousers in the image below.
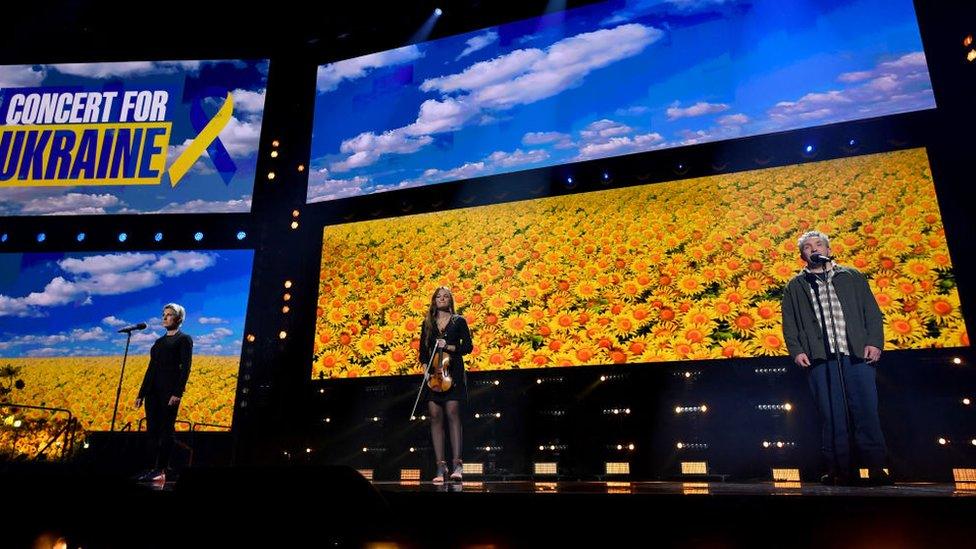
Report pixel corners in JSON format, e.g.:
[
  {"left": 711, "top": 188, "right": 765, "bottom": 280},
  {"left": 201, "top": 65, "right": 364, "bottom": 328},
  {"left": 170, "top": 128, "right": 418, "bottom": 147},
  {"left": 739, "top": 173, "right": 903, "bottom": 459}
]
[{"left": 145, "top": 393, "right": 179, "bottom": 470}]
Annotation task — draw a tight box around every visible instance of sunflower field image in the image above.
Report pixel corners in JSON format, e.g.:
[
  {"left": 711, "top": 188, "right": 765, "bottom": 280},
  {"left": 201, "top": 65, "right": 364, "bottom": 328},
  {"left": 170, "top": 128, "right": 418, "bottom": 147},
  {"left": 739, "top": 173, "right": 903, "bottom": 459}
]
[
  {"left": 0, "top": 356, "right": 238, "bottom": 432},
  {"left": 313, "top": 148, "right": 967, "bottom": 379}
]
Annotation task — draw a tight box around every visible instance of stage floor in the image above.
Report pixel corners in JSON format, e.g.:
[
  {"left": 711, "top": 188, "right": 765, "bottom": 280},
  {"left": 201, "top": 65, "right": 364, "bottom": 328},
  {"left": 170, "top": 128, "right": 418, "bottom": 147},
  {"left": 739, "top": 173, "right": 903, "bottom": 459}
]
[{"left": 372, "top": 479, "right": 976, "bottom": 497}]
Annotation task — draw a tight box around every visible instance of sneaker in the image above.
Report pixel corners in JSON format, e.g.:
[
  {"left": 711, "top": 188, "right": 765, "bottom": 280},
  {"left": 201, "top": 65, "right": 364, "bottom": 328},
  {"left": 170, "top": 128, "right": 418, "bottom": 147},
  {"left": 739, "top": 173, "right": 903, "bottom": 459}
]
[
  {"left": 450, "top": 462, "right": 463, "bottom": 482},
  {"left": 432, "top": 462, "right": 447, "bottom": 483}
]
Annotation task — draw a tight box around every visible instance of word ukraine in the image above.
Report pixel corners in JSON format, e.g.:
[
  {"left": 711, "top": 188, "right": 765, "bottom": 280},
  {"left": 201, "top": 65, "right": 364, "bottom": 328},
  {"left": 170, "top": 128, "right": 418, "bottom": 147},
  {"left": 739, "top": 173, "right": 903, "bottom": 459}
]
[{"left": 1, "top": 90, "right": 171, "bottom": 186}]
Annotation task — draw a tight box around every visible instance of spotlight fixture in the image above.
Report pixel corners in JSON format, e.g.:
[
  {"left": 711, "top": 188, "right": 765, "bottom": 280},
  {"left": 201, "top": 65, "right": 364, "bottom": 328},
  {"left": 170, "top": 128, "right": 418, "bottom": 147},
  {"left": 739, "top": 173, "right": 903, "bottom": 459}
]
[
  {"left": 952, "top": 357, "right": 963, "bottom": 365},
  {"left": 36, "top": 232, "right": 46, "bottom": 242},
  {"left": 117, "top": 232, "right": 127, "bottom": 242},
  {"left": 434, "top": 7, "right": 443, "bottom": 16},
  {"left": 76, "top": 232, "right": 86, "bottom": 242},
  {"left": 804, "top": 145, "right": 814, "bottom": 154},
  {"left": 154, "top": 232, "right": 164, "bottom": 242},
  {"left": 194, "top": 232, "right": 204, "bottom": 242},
  {"left": 236, "top": 231, "right": 247, "bottom": 241},
  {"left": 267, "top": 172, "right": 276, "bottom": 180},
  {"left": 0, "top": 233, "right": 7, "bottom": 243}
]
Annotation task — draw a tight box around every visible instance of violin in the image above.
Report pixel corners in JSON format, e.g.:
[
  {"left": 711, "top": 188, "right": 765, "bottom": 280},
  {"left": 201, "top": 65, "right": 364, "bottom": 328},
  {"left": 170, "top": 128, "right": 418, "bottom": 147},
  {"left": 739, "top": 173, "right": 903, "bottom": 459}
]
[{"left": 427, "top": 337, "right": 453, "bottom": 392}]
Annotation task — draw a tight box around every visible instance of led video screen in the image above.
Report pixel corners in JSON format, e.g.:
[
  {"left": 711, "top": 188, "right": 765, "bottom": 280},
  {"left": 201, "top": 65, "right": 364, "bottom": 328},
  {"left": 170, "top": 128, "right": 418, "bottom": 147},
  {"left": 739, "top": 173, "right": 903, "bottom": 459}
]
[
  {"left": 313, "top": 148, "right": 966, "bottom": 378},
  {"left": 307, "top": 0, "right": 933, "bottom": 203},
  {"left": 0, "top": 59, "right": 268, "bottom": 215},
  {"left": 0, "top": 249, "right": 254, "bottom": 431}
]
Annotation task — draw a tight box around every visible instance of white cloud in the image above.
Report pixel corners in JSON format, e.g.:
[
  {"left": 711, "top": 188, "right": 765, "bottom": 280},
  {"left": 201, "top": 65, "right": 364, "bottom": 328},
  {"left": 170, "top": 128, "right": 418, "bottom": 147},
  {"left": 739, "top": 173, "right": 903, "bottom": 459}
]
[
  {"left": 47, "top": 60, "right": 207, "bottom": 79},
  {"left": 150, "top": 252, "right": 216, "bottom": 277},
  {"left": 26, "top": 348, "right": 62, "bottom": 357},
  {"left": 575, "top": 132, "right": 665, "bottom": 160},
  {"left": 580, "top": 119, "right": 633, "bottom": 141},
  {"left": 217, "top": 115, "right": 262, "bottom": 159},
  {"left": 19, "top": 193, "right": 122, "bottom": 215},
  {"left": 71, "top": 327, "right": 108, "bottom": 341},
  {"left": 332, "top": 24, "right": 663, "bottom": 171},
  {"left": 0, "top": 252, "right": 217, "bottom": 317},
  {"left": 666, "top": 101, "right": 730, "bottom": 120},
  {"left": 306, "top": 169, "right": 371, "bottom": 202},
  {"left": 154, "top": 196, "right": 251, "bottom": 214},
  {"left": 768, "top": 51, "right": 933, "bottom": 127},
  {"left": 485, "top": 148, "right": 550, "bottom": 168},
  {"left": 230, "top": 88, "right": 266, "bottom": 115},
  {"left": 457, "top": 31, "right": 499, "bottom": 60},
  {"left": 0, "top": 64, "right": 47, "bottom": 87},
  {"left": 521, "top": 131, "right": 572, "bottom": 147},
  {"left": 198, "top": 317, "right": 227, "bottom": 325},
  {"left": 317, "top": 46, "right": 423, "bottom": 92},
  {"left": 667, "top": 0, "right": 733, "bottom": 11},
  {"left": 60, "top": 253, "right": 156, "bottom": 276},
  {"left": 717, "top": 113, "right": 750, "bottom": 126},
  {"left": 103, "top": 316, "right": 129, "bottom": 327}
]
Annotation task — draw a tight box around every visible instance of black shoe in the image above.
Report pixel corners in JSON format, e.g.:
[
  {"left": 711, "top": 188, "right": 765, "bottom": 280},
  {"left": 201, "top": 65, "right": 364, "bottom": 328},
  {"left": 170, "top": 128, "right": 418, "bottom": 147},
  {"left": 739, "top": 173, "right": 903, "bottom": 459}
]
[{"left": 864, "top": 469, "right": 894, "bottom": 486}]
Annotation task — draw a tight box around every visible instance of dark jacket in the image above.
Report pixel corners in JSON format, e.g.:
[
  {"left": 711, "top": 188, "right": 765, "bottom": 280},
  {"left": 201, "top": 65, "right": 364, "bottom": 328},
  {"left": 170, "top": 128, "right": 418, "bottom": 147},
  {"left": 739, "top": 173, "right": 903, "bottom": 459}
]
[
  {"left": 138, "top": 332, "right": 193, "bottom": 399},
  {"left": 781, "top": 265, "right": 884, "bottom": 362}
]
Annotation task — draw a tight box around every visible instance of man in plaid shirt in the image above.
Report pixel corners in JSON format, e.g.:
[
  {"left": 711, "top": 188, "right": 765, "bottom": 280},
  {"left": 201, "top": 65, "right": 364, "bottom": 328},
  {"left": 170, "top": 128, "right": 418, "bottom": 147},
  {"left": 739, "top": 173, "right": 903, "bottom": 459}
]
[{"left": 781, "top": 230, "right": 890, "bottom": 486}]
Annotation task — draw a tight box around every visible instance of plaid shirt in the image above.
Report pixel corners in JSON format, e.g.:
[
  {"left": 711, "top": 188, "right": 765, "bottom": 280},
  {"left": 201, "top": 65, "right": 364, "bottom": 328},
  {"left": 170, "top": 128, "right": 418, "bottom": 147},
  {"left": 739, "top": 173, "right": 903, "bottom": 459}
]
[{"left": 804, "top": 267, "right": 850, "bottom": 355}]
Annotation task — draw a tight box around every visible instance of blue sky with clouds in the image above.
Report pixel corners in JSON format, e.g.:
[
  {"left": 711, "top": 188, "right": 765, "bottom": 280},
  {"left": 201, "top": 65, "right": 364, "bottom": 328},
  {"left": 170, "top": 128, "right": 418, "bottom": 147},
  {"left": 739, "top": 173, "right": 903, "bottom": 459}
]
[
  {"left": 0, "top": 249, "right": 254, "bottom": 356},
  {"left": 0, "top": 59, "right": 268, "bottom": 215},
  {"left": 307, "top": 0, "right": 934, "bottom": 202}
]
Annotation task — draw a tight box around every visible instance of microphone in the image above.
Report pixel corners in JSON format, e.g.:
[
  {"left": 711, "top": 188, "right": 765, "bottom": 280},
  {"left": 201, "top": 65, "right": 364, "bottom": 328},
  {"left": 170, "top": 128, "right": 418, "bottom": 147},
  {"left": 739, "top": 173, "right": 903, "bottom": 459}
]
[
  {"left": 117, "top": 322, "right": 148, "bottom": 333},
  {"left": 809, "top": 253, "right": 835, "bottom": 264}
]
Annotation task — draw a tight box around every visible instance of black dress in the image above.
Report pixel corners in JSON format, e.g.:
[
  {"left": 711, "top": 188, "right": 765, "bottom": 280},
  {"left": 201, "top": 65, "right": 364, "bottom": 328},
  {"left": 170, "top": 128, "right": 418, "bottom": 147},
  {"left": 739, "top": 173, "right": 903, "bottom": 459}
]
[{"left": 419, "top": 314, "right": 473, "bottom": 404}]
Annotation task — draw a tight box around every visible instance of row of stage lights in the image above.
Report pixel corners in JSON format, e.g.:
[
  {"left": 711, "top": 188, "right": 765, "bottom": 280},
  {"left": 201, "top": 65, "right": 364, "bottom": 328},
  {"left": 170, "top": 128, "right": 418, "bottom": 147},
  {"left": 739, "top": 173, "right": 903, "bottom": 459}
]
[
  {"left": 557, "top": 140, "right": 862, "bottom": 189},
  {"left": 0, "top": 230, "right": 247, "bottom": 244}
]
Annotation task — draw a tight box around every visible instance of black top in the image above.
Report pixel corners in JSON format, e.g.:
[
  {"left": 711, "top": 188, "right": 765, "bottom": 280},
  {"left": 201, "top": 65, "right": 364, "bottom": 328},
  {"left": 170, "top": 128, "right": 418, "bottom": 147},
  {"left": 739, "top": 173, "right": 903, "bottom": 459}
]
[
  {"left": 138, "top": 331, "right": 193, "bottom": 399},
  {"left": 419, "top": 314, "right": 473, "bottom": 403}
]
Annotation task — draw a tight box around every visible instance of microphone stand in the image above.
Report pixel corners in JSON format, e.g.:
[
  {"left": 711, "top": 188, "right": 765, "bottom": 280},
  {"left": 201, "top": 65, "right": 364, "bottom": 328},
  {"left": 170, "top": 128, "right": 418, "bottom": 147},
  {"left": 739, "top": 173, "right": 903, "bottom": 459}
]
[
  {"left": 110, "top": 329, "right": 134, "bottom": 432},
  {"left": 409, "top": 343, "right": 441, "bottom": 421},
  {"left": 813, "top": 260, "right": 855, "bottom": 481}
]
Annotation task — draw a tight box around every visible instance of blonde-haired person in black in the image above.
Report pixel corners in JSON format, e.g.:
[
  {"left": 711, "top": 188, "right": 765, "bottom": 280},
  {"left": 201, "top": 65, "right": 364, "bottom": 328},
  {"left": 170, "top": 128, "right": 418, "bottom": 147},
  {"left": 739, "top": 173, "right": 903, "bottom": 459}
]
[
  {"left": 418, "top": 287, "right": 473, "bottom": 482},
  {"left": 134, "top": 303, "right": 193, "bottom": 483}
]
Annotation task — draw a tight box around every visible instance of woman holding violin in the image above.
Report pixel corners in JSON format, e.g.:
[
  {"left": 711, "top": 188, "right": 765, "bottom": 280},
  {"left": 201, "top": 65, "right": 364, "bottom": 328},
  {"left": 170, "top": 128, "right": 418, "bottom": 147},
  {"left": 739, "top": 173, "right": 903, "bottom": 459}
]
[{"left": 419, "top": 286, "right": 473, "bottom": 482}]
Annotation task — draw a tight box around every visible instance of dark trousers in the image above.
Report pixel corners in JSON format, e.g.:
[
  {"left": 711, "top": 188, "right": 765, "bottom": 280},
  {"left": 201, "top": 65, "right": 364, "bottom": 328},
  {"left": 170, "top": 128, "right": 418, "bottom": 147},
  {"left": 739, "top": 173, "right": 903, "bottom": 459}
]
[
  {"left": 807, "top": 356, "right": 888, "bottom": 475},
  {"left": 145, "top": 393, "right": 179, "bottom": 470}
]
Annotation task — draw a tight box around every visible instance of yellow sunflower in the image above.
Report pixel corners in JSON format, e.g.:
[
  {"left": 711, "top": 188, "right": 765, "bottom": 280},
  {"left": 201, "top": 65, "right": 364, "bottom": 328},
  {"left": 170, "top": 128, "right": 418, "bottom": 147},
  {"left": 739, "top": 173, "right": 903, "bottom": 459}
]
[
  {"left": 885, "top": 313, "right": 925, "bottom": 346},
  {"left": 901, "top": 258, "right": 935, "bottom": 281},
  {"left": 676, "top": 273, "right": 707, "bottom": 296},
  {"left": 718, "top": 339, "right": 756, "bottom": 359},
  {"left": 754, "top": 329, "right": 787, "bottom": 356},
  {"left": 919, "top": 293, "right": 961, "bottom": 326},
  {"left": 502, "top": 314, "right": 533, "bottom": 337}
]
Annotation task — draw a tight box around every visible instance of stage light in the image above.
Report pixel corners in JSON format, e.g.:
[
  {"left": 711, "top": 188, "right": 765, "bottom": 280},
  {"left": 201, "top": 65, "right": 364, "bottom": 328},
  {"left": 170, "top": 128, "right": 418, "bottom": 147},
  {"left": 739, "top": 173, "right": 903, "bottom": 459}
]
[
  {"left": 763, "top": 441, "right": 771, "bottom": 448},
  {"left": 964, "top": 398, "right": 971, "bottom": 406},
  {"left": 306, "top": 448, "right": 312, "bottom": 453},
  {"left": 324, "top": 418, "right": 330, "bottom": 423},
  {"left": 494, "top": 380, "right": 500, "bottom": 386},
  {"left": 848, "top": 139, "right": 856, "bottom": 146},
  {"left": 676, "top": 442, "right": 684, "bottom": 449},
  {"left": 474, "top": 413, "right": 480, "bottom": 418},
  {"left": 246, "top": 334, "right": 256, "bottom": 342},
  {"left": 194, "top": 232, "right": 204, "bottom": 242},
  {"left": 278, "top": 330, "right": 288, "bottom": 339},
  {"left": 409, "top": 447, "right": 415, "bottom": 452},
  {"left": 617, "top": 444, "right": 623, "bottom": 450},
  {"left": 684, "top": 372, "right": 691, "bottom": 378},
  {"left": 117, "top": 232, "right": 127, "bottom": 242},
  {"left": 434, "top": 8, "right": 443, "bottom": 16},
  {"left": 537, "top": 379, "right": 542, "bottom": 384},
  {"left": 283, "top": 293, "right": 292, "bottom": 301},
  {"left": 605, "top": 462, "right": 630, "bottom": 475},
  {"left": 270, "top": 150, "right": 278, "bottom": 158},
  {"left": 534, "top": 462, "right": 557, "bottom": 475},
  {"left": 291, "top": 221, "right": 299, "bottom": 230},
  {"left": 566, "top": 176, "right": 573, "bottom": 185},
  {"left": 600, "top": 375, "right": 607, "bottom": 382},
  {"left": 972, "top": 439, "right": 976, "bottom": 447},
  {"left": 292, "top": 209, "right": 300, "bottom": 218},
  {"left": 701, "top": 405, "right": 708, "bottom": 413},
  {"left": 954, "top": 469, "right": 976, "bottom": 482},
  {"left": 357, "top": 469, "right": 374, "bottom": 480},
  {"left": 284, "top": 280, "right": 293, "bottom": 288},
  {"left": 298, "top": 164, "right": 305, "bottom": 172},
  {"left": 969, "top": 50, "right": 976, "bottom": 63},
  {"left": 628, "top": 444, "right": 635, "bottom": 451},
  {"left": 772, "top": 468, "right": 800, "bottom": 482},
  {"left": 675, "top": 406, "right": 681, "bottom": 414},
  {"left": 154, "top": 232, "right": 164, "bottom": 242},
  {"left": 319, "top": 388, "right": 325, "bottom": 394},
  {"left": 495, "top": 412, "right": 501, "bottom": 418},
  {"left": 267, "top": 172, "right": 276, "bottom": 180},
  {"left": 400, "top": 468, "right": 420, "bottom": 480},
  {"left": 83, "top": 441, "right": 89, "bottom": 449},
  {"left": 272, "top": 140, "right": 280, "bottom": 147},
  {"left": 12, "top": 419, "right": 22, "bottom": 428},
  {"left": 776, "top": 441, "right": 784, "bottom": 448},
  {"left": 804, "top": 145, "right": 814, "bottom": 154},
  {"left": 236, "top": 231, "right": 246, "bottom": 240},
  {"left": 362, "top": 447, "right": 368, "bottom": 452},
  {"left": 784, "top": 403, "right": 793, "bottom": 411},
  {"left": 36, "top": 232, "right": 46, "bottom": 242},
  {"left": 463, "top": 463, "right": 483, "bottom": 475},
  {"left": 76, "top": 232, "right": 86, "bottom": 242},
  {"left": 681, "top": 461, "right": 707, "bottom": 475},
  {"left": 0, "top": 233, "right": 7, "bottom": 243},
  {"left": 938, "top": 437, "right": 948, "bottom": 445},
  {"left": 952, "top": 357, "right": 963, "bottom": 365},
  {"left": 539, "top": 445, "right": 545, "bottom": 451},
  {"left": 966, "top": 35, "right": 974, "bottom": 47}
]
